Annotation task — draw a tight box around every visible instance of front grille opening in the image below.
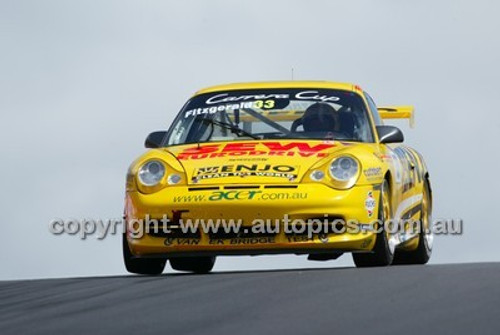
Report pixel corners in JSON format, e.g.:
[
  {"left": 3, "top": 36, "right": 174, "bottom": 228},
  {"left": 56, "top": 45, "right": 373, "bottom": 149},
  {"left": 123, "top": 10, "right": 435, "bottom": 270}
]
[
  {"left": 223, "top": 185, "right": 260, "bottom": 190},
  {"left": 188, "top": 186, "right": 220, "bottom": 191},
  {"left": 264, "top": 185, "right": 298, "bottom": 189}
]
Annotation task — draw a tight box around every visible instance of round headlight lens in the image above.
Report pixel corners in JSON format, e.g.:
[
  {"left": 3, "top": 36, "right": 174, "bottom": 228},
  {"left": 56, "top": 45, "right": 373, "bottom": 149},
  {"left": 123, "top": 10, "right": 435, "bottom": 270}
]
[
  {"left": 138, "top": 160, "right": 166, "bottom": 186},
  {"left": 329, "top": 156, "right": 359, "bottom": 182}
]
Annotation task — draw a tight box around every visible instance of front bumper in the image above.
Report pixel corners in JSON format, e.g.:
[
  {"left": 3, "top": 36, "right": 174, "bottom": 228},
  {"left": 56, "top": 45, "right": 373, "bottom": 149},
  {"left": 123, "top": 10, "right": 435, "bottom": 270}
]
[{"left": 125, "top": 183, "right": 380, "bottom": 257}]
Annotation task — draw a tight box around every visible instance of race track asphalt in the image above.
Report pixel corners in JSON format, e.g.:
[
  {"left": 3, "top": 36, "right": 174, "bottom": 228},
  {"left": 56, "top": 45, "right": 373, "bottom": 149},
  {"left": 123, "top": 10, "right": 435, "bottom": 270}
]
[{"left": 1, "top": 262, "right": 499, "bottom": 335}]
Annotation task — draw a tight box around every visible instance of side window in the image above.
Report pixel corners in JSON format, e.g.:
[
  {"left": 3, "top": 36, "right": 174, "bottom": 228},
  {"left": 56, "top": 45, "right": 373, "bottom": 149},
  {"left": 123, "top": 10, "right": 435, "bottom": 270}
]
[{"left": 364, "top": 92, "right": 383, "bottom": 126}]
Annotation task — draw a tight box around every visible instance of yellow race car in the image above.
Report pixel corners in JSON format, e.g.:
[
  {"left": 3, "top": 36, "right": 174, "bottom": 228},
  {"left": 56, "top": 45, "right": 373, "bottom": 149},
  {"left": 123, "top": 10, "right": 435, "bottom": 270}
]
[{"left": 123, "top": 81, "right": 433, "bottom": 274}]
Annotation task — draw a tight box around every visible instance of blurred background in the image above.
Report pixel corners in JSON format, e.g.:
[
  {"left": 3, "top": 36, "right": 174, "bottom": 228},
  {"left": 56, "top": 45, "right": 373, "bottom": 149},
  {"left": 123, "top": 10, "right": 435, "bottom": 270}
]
[{"left": 1, "top": 0, "right": 499, "bottom": 280}]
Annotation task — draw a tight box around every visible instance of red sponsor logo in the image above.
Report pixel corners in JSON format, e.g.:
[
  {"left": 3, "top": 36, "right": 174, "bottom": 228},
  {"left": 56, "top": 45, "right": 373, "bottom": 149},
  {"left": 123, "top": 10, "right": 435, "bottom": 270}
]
[{"left": 177, "top": 142, "right": 335, "bottom": 160}]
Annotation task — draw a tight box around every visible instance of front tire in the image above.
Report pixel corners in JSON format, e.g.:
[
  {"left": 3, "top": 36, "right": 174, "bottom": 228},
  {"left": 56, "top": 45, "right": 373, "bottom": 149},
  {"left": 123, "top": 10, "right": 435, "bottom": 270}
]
[
  {"left": 393, "top": 181, "right": 433, "bottom": 265},
  {"left": 170, "top": 256, "right": 216, "bottom": 274},
  {"left": 123, "top": 234, "right": 166, "bottom": 275},
  {"left": 352, "top": 180, "right": 395, "bottom": 267}
]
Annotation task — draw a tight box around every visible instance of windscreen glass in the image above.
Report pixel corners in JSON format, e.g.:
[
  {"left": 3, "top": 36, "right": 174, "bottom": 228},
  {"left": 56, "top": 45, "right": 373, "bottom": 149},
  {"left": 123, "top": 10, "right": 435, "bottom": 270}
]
[{"left": 167, "top": 88, "right": 374, "bottom": 145}]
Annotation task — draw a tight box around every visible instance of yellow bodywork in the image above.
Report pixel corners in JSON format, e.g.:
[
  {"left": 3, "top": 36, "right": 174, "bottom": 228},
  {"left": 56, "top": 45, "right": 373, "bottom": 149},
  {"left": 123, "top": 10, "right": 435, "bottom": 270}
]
[{"left": 125, "top": 81, "right": 429, "bottom": 258}]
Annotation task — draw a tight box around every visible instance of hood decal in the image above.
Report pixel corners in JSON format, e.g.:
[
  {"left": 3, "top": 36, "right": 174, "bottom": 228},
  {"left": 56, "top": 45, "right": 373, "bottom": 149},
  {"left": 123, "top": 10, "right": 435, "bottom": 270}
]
[
  {"left": 166, "top": 140, "right": 343, "bottom": 185},
  {"left": 175, "top": 141, "right": 336, "bottom": 160},
  {"left": 193, "top": 163, "right": 300, "bottom": 182}
]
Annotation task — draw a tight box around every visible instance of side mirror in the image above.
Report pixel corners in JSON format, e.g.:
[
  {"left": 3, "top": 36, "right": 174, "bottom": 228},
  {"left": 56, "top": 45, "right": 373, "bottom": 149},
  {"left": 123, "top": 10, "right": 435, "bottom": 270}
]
[
  {"left": 145, "top": 131, "right": 167, "bottom": 148},
  {"left": 376, "top": 125, "right": 404, "bottom": 144}
]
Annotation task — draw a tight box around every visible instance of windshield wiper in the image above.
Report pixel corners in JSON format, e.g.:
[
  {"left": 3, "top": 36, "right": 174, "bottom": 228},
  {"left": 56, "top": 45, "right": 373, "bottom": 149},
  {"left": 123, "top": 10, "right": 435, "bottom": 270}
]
[{"left": 202, "top": 119, "right": 259, "bottom": 139}]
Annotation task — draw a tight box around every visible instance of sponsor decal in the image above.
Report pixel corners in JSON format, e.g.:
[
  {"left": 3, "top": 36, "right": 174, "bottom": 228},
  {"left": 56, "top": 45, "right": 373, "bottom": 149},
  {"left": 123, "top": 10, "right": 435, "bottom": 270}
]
[
  {"left": 206, "top": 93, "right": 288, "bottom": 105},
  {"left": 193, "top": 164, "right": 299, "bottom": 180},
  {"left": 172, "top": 191, "right": 308, "bottom": 203},
  {"left": 286, "top": 235, "right": 330, "bottom": 243},
  {"left": 365, "top": 191, "right": 376, "bottom": 218},
  {"left": 184, "top": 100, "right": 275, "bottom": 118},
  {"left": 183, "top": 90, "right": 341, "bottom": 118},
  {"left": 208, "top": 237, "right": 276, "bottom": 245},
  {"left": 208, "top": 236, "right": 276, "bottom": 245},
  {"left": 389, "top": 150, "right": 403, "bottom": 184},
  {"left": 208, "top": 190, "right": 262, "bottom": 201},
  {"left": 410, "top": 151, "right": 423, "bottom": 183},
  {"left": 204, "top": 91, "right": 340, "bottom": 105},
  {"left": 176, "top": 141, "right": 335, "bottom": 160},
  {"left": 164, "top": 238, "right": 201, "bottom": 246},
  {"left": 363, "top": 167, "right": 382, "bottom": 180},
  {"left": 259, "top": 192, "right": 307, "bottom": 201},
  {"left": 287, "top": 235, "right": 314, "bottom": 243},
  {"left": 209, "top": 239, "right": 225, "bottom": 245},
  {"left": 233, "top": 237, "right": 274, "bottom": 245},
  {"left": 373, "top": 152, "right": 391, "bottom": 162},
  {"left": 228, "top": 157, "right": 268, "bottom": 162},
  {"left": 392, "top": 147, "right": 418, "bottom": 191},
  {"left": 295, "top": 90, "right": 340, "bottom": 103}
]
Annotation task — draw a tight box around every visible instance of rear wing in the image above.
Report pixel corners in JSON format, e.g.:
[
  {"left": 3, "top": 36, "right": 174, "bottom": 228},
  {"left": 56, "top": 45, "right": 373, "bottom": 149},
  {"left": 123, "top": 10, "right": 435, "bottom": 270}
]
[{"left": 377, "top": 106, "right": 415, "bottom": 128}]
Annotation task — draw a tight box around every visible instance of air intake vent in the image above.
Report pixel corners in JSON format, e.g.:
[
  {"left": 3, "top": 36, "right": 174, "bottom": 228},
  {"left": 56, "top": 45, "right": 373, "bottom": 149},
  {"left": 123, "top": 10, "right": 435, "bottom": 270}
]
[
  {"left": 223, "top": 185, "right": 260, "bottom": 190},
  {"left": 188, "top": 186, "right": 220, "bottom": 191},
  {"left": 264, "top": 185, "right": 298, "bottom": 189}
]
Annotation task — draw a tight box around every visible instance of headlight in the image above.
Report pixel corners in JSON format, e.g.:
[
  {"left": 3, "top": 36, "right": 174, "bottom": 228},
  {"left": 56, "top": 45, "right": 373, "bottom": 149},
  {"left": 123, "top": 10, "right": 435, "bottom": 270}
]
[
  {"left": 310, "top": 170, "right": 325, "bottom": 181},
  {"left": 138, "top": 160, "right": 166, "bottom": 186},
  {"left": 329, "top": 156, "right": 360, "bottom": 188}
]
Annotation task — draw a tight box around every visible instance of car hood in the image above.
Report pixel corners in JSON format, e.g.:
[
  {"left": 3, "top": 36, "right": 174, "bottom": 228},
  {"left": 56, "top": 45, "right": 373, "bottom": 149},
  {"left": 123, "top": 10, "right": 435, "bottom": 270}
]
[{"left": 164, "top": 140, "right": 359, "bottom": 185}]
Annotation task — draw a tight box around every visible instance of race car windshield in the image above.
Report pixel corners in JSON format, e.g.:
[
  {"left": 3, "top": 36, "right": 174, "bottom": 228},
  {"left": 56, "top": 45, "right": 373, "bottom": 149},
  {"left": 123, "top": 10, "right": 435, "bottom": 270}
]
[{"left": 167, "top": 88, "right": 374, "bottom": 145}]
